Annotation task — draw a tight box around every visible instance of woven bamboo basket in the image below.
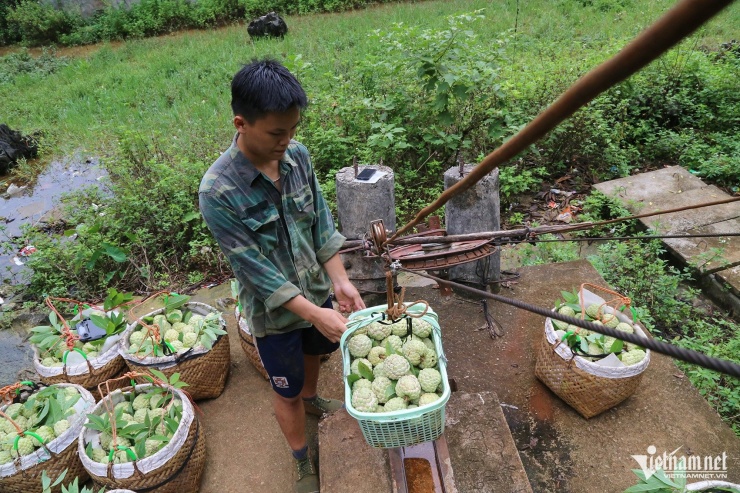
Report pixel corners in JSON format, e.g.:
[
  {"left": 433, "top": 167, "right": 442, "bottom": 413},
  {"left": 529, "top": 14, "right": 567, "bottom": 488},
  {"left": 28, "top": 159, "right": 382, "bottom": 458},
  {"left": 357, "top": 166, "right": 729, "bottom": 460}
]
[
  {"left": 119, "top": 302, "right": 230, "bottom": 400},
  {"left": 33, "top": 343, "right": 128, "bottom": 401},
  {"left": 235, "top": 306, "right": 331, "bottom": 381},
  {"left": 235, "top": 306, "right": 269, "bottom": 380},
  {"left": 535, "top": 311, "right": 651, "bottom": 419},
  {"left": 0, "top": 384, "right": 96, "bottom": 493},
  {"left": 79, "top": 382, "right": 206, "bottom": 493}
]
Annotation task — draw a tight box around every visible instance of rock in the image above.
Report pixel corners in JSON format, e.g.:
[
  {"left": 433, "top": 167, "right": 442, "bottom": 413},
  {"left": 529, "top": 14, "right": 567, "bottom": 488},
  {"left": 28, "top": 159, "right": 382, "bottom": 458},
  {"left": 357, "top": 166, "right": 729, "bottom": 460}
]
[
  {"left": 0, "top": 124, "right": 38, "bottom": 174},
  {"left": 247, "top": 12, "right": 288, "bottom": 38}
]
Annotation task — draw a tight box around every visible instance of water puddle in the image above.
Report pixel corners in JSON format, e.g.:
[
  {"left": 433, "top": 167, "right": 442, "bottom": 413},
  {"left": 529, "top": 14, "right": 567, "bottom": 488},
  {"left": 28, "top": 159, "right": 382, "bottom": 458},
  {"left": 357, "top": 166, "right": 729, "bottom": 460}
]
[
  {"left": 0, "top": 158, "right": 108, "bottom": 283},
  {"left": 0, "top": 325, "right": 35, "bottom": 384}
]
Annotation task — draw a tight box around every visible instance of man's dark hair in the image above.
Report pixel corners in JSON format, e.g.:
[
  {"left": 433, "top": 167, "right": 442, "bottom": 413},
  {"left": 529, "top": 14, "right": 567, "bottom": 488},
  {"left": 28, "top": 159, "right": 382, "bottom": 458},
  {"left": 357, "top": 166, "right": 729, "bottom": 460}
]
[{"left": 231, "top": 58, "right": 308, "bottom": 122}]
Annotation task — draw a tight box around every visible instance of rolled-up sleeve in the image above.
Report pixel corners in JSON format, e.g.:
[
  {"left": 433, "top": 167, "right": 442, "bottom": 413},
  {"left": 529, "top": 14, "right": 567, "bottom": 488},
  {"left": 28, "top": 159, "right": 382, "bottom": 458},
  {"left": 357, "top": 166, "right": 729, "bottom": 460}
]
[{"left": 199, "top": 191, "right": 300, "bottom": 310}]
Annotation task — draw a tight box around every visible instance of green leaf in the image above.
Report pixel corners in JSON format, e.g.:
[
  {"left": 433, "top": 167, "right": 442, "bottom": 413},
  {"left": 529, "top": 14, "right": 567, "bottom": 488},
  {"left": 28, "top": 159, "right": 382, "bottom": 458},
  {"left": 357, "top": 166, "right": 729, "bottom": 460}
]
[
  {"left": 562, "top": 290, "right": 579, "bottom": 304},
  {"left": 164, "top": 294, "right": 190, "bottom": 312},
  {"left": 149, "top": 369, "right": 168, "bottom": 383},
  {"left": 609, "top": 338, "right": 624, "bottom": 354},
  {"left": 135, "top": 439, "right": 147, "bottom": 461},
  {"left": 652, "top": 469, "right": 678, "bottom": 488},
  {"left": 102, "top": 243, "right": 127, "bottom": 262},
  {"left": 89, "top": 314, "right": 111, "bottom": 332},
  {"left": 347, "top": 374, "right": 360, "bottom": 387},
  {"left": 358, "top": 361, "right": 374, "bottom": 381},
  {"left": 385, "top": 340, "right": 396, "bottom": 356},
  {"left": 183, "top": 211, "right": 200, "bottom": 222},
  {"left": 384, "top": 384, "right": 396, "bottom": 401},
  {"left": 579, "top": 337, "right": 589, "bottom": 354}
]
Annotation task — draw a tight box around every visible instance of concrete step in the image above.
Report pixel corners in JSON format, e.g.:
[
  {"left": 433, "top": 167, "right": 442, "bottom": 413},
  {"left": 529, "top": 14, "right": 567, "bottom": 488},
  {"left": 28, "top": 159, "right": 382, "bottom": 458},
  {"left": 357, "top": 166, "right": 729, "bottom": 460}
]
[
  {"left": 593, "top": 165, "right": 740, "bottom": 315},
  {"left": 318, "top": 391, "right": 532, "bottom": 493}
]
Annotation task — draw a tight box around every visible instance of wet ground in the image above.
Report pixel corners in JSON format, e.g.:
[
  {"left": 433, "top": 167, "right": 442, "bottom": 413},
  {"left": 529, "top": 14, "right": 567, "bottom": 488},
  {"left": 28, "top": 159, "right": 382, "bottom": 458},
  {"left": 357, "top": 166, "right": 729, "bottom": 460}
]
[{"left": 0, "top": 157, "right": 108, "bottom": 283}]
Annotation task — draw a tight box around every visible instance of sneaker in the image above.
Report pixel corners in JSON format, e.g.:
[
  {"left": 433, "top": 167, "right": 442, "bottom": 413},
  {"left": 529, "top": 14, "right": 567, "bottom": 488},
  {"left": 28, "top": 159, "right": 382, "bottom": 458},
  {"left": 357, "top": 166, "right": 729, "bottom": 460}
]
[
  {"left": 295, "top": 455, "right": 319, "bottom": 493},
  {"left": 303, "top": 396, "right": 344, "bottom": 417}
]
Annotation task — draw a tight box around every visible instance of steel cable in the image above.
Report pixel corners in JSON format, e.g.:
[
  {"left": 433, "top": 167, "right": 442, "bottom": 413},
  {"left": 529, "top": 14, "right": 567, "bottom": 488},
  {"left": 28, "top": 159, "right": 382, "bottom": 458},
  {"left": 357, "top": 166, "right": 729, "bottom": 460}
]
[{"left": 400, "top": 267, "right": 740, "bottom": 378}]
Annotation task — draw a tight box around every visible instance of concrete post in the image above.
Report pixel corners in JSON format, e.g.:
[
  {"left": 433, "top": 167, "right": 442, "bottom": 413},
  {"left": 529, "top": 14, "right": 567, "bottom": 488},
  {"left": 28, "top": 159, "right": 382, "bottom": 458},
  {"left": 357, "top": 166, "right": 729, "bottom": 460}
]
[
  {"left": 443, "top": 164, "right": 501, "bottom": 289},
  {"left": 335, "top": 165, "right": 396, "bottom": 303}
]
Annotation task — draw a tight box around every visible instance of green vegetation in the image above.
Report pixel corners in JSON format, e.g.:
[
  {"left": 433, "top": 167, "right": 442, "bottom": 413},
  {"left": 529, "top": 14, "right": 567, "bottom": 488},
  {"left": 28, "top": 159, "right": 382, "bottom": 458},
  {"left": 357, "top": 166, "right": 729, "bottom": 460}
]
[
  {"left": 0, "top": 0, "right": 402, "bottom": 46},
  {"left": 0, "top": 0, "right": 737, "bottom": 302}
]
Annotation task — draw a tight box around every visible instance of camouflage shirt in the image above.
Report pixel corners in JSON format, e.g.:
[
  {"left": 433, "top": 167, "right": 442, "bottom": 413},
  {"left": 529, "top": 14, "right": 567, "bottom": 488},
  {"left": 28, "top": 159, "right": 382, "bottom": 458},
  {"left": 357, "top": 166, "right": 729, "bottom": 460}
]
[{"left": 199, "top": 135, "right": 345, "bottom": 337}]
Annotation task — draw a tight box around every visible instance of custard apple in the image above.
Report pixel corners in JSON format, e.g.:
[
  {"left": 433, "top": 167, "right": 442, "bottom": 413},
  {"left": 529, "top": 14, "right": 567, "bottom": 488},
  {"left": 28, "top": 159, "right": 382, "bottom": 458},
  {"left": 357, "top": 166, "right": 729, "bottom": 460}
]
[
  {"left": 11, "top": 436, "right": 33, "bottom": 457},
  {"left": 134, "top": 408, "right": 149, "bottom": 424},
  {"left": 120, "top": 413, "right": 135, "bottom": 423},
  {"left": 153, "top": 314, "right": 171, "bottom": 332},
  {"left": 41, "top": 357, "right": 58, "bottom": 367},
  {"left": 383, "top": 354, "right": 410, "bottom": 380},
  {"left": 411, "top": 319, "right": 433, "bottom": 338},
  {"left": 164, "top": 329, "right": 180, "bottom": 343},
  {"left": 352, "top": 379, "right": 373, "bottom": 393},
  {"left": 91, "top": 447, "right": 107, "bottom": 463},
  {"left": 380, "top": 335, "right": 403, "bottom": 354},
  {"left": 172, "top": 322, "right": 188, "bottom": 333},
  {"left": 53, "top": 419, "right": 70, "bottom": 437},
  {"left": 145, "top": 439, "right": 163, "bottom": 457},
  {"left": 348, "top": 334, "right": 373, "bottom": 358},
  {"left": 114, "top": 402, "right": 131, "bottom": 415},
  {"left": 64, "top": 386, "right": 79, "bottom": 397},
  {"left": 0, "top": 450, "right": 11, "bottom": 464},
  {"left": 418, "top": 393, "right": 440, "bottom": 407},
  {"left": 30, "top": 425, "right": 55, "bottom": 446},
  {"left": 418, "top": 368, "right": 442, "bottom": 393},
  {"left": 167, "top": 309, "right": 183, "bottom": 324},
  {"left": 402, "top": 339, "right": 427, "bottom": 366},
  {"left": 371, "top": 376, "right": 394, "bottom": 404},
  {"left": 99, "top": 432, "right": 113, "bottom": 450},
  {"left": 86, "top": 351, "right": 99, "bottom": 359},
  {"left": 181, "top": 331, "right": 197, "bottom": 347},
  {"left": 169, "top": 340, "right": 185, "bottom": 353},
  {"left": 395, "top": 375, "right": 422, "bottom": 402},
  {"left": 390, "top": 321, "right": 410, "bottom": 338},
  {"left": 603, "top": 336, "right": 618, "bottom": 352},
  {"left": 350, "top": 358, "right": 373, "bottom": 376},
  {"left": 367, "top": 346, "right": 387, "bottom": 366},
  {"left": 585, "top": 304, "right": 602, "bottom": 319},
  {"left": 383, "top": 397, "right": 407, "bottom": 413},
  {"left": 616, "top": 322, "right": 634, "bottom": 334},
  {"left": 558, "top": 305, "right": 576, "bottom": 317},
  {"left": 132, "top": 394, "right": 151, "bottom": 411},
  {"left": 602, "top": 312, "right": 620, "bottom": 328},
  {"left": 149, "top": 393, "right": 165, "bottom": 410},
  {"left": 3, "top": 403, "right": 22, "bottom": 419},
  {"left": 2, "top": 432, "right": 18, "bottom": 451},
  {"left": 148, "top": 408, "right": 166, "bottom": 422},
  {"left": 366, "top": 322, "right": 392, "bottom": 341},
  {"left": 621, "top": 349, "right": 646, "bottom": 366},
  {"left": 82, "top": 342, "right": 97, "bottom": 353},
  {"left": 418, "top": 348, "right": 437, "bottom": 369},
  {"left": 373, "top": 362, "right": 387, "bottom": 379},
  {"left": 114, "top": 450, "right": 131, "bottom": 464},
  {"left": 187, "top": 314, "right": 204, "bottom": 327},
  {"left": 420, "top": 337, "right": 434, "bottom": 351},
  {"left": 351, "top": 388, "right": 378, "bottom": 413}
]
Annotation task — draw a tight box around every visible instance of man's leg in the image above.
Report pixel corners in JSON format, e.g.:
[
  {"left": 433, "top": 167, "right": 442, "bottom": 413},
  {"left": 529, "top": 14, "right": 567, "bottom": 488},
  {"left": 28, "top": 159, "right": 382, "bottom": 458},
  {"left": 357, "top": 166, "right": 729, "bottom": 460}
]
[
  {"left": 300, "top": 354, "right": 321, "bottom": 399},
  {"left": 273, "top": 393, "right": 307, "bottom": 451}
]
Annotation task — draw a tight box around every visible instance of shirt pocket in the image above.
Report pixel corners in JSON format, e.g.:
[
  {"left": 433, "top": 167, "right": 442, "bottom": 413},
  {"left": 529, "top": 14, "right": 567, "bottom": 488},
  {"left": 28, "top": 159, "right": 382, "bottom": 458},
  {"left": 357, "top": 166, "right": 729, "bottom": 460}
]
[
  {"left": 241, "top": 201, "right": 280, "bottom": 256},
  {"left": 291, "top": 185, "right": 316, "bottom": 230}
]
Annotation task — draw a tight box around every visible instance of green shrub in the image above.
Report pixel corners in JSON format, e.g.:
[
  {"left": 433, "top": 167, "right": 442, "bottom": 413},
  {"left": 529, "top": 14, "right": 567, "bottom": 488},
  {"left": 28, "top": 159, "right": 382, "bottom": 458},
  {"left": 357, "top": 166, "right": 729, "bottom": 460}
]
[{"left": 6, "top": 0, "right": 81, "bottom": 45}]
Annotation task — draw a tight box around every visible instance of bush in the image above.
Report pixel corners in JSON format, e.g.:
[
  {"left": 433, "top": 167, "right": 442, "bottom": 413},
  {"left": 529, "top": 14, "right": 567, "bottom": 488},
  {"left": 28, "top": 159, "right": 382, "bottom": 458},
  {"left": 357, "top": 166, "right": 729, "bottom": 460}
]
[{"left": 6, "top": 0, "right": 81, "bottom": 46}]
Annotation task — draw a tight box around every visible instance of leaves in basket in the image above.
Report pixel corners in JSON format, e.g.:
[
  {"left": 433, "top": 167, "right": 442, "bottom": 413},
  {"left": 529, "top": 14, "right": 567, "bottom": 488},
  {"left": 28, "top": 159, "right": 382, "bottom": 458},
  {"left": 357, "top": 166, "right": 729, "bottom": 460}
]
[
  {"left": 164, "top": 293, "right": 190, "bottom": 313},
  {"left": 560, "top": 289, "right": 579, "bottom": 304},
  {"left": 358, "top": 361, "right": 374, "bottom": 381},
  {"left": 346, "top": 373, "right": 360, "bottom": 387}
]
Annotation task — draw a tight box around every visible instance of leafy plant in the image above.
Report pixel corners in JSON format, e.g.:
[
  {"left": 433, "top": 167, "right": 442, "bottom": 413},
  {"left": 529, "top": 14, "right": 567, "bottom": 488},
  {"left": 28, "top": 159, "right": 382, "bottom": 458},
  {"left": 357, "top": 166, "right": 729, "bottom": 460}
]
[{"left": 41, "top": 469, "right": 105, "bottom": 493}]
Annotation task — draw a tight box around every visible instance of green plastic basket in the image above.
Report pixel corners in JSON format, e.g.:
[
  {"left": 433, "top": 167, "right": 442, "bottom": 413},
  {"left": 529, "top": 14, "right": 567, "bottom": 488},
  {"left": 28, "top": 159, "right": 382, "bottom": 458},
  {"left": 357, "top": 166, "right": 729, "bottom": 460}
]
[{"left": 341, "top": 303, "right": 450, "bottom": 449}]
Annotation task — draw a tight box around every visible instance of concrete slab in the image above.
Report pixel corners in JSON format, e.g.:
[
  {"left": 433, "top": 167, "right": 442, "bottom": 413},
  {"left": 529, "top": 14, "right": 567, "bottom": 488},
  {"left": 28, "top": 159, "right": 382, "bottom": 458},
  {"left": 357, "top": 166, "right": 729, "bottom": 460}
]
[
  {"left": 445, "top": 391, "right": 532, "bottom": 493},
  {"left": 663, "top": 218, "right": 740, "bottom": 273},
  {"left": 592, "top": 165, "right": 706, "bottom": 204},
  {"left": 716, "top": 265, "right": 740, "bottom": 298},
  {"left": 318, "top": 409, "right": 393, "bottom": 493},
  {"left": 399, "top": 260, "right": 740, "bottom": 492},
  {"left": 593, "top": 166, "right": 740, "bottom": 308}
]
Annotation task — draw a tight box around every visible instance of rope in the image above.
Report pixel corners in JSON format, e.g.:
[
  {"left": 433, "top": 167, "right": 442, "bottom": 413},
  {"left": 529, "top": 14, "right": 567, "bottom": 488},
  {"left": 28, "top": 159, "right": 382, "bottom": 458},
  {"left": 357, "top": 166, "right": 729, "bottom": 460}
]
[
  {"left": 387, "top": 0, "right": 734, "bottom": 243},
  {"left": 399, "top": 267, "right": 740, "bottom": 378},
  {"left": 384, "top": 270, "right": 429, "bottom": 321}
]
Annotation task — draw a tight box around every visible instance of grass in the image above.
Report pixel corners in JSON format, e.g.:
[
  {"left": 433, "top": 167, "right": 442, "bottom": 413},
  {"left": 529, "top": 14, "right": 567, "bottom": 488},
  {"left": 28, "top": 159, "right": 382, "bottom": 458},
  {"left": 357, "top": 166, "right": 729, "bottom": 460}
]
[{"left": 0, "top": 0, "right": 737, "bottom": 165}]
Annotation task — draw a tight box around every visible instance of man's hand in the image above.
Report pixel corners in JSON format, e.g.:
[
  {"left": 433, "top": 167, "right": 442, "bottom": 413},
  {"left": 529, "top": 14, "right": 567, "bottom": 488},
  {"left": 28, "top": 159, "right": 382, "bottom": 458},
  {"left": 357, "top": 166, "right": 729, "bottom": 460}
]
[
  {"left": 333, "top": 280, "right": 366, "bottom": 315},
  {"left": 309, "top": 307, "right": 350, "bottom": 343}
]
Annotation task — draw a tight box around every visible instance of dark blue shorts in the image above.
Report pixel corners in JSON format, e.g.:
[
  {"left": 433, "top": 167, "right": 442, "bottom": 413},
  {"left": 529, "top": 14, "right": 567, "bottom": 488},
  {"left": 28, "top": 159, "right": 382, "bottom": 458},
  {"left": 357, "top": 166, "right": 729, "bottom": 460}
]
[{"left": 254, "top": 297, "right": 339, "bottom": 398}]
